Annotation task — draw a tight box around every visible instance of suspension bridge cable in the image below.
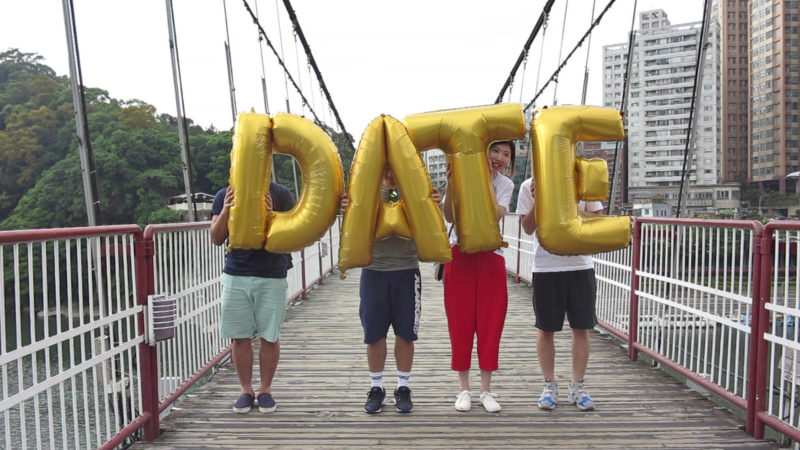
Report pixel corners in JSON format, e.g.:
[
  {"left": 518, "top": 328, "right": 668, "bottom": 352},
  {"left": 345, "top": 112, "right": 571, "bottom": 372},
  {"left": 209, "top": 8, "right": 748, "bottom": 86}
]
[
  {"left": 61, "top": 0, "right": 102, "bottom": 226},
  {"left": 223, "top": 0, "right": 238, "bottom": 124},
  {"left": 240, "top": 0, "right": 324, "bottom": 126},
  {"left": 532, "top": 14, "right": 549, "bottom": 106},
  {"left": 552, "top": 0, "right": 570, "bottom": 105},
  {"left": 281, "top": 0, "right": 355, "bottom": 151},
  {"left": 607, "top": 0, "right": 637, "bottom": 215},
  {"left": 495, "top": 0, "right": 556, "bottom": 104},
  {"left": 676, "top": 0, "right": 712, "bottom": 217},
  {"left": 292, "top": 32, "right": 306, "bottom": 116},
  {"left": 580, "top": 0, "right": 598, "bottom": 105},
  {"left": 255, "top": 0, "right": 271, "bottom": 115},
  {"left": 165, "top": 0, "right": 197, "bottom": 222},
  {"left": 273, "top": 0, "right": 291, "bottom": 113},
  {"left": 524, "top": 0, "right": 619, "bottom": 111}
]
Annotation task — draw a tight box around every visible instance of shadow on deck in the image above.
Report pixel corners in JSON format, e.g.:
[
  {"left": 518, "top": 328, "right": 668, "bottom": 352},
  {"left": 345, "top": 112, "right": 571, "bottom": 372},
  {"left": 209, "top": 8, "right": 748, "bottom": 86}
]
[{"left": 133, "top": 266, "right": 777, "bottom": 449}]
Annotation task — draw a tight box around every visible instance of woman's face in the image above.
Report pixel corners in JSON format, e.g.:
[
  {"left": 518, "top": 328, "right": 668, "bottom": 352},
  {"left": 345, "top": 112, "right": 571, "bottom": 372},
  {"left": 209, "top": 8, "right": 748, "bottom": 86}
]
[{"left": 488, "top": 142, "right": 512, "bottom": 175}]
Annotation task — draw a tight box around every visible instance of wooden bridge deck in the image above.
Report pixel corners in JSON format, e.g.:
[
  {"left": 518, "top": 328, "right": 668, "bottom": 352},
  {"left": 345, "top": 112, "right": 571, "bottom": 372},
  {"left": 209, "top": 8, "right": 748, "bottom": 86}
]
[{"left": 133, "top": 266, "right": 777, "bottom": 449}]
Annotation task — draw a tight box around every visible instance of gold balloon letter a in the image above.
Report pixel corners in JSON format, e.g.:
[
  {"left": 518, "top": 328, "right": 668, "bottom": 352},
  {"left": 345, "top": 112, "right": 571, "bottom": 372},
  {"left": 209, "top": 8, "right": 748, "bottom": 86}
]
[
  {"left": 531, "top": 105, "right": 631, "bottom": 255},
  {"left": 403, "top": 103, "right": 526, "bottom": 254},
  {"left": 338, "top": 115, "right": 451, "bottom": 278}
]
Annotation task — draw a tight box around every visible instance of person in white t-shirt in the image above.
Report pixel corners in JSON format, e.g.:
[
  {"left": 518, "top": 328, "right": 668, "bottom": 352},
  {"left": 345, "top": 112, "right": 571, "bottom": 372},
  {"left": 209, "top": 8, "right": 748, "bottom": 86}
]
[
  {"left": 516, "top": 177, "right": 602, "bottom": 412},
  {"left": 441, "top": 141, "right": 515, "bottom": 413}
]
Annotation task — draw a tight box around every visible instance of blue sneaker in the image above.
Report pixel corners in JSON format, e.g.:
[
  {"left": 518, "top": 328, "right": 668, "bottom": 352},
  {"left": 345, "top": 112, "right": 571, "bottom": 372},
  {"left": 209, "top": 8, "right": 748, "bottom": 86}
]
[
  {"left": 233, "top": 393, "right": 254, "bottom": 413},
  {"left": 364, "top": 387, "right": 386, "bottom": 414},
  {"left": 537, "top": 381, "right": 558, "bottom": 410},
  {"left": 394, "top": 386, "right": 413, "bottom": 413},
  {"left": 257, "top": 392, "right": 277, "bottom": 413},
  {"left": 568, "top": 381, "right": 595, "bottom": 411}
]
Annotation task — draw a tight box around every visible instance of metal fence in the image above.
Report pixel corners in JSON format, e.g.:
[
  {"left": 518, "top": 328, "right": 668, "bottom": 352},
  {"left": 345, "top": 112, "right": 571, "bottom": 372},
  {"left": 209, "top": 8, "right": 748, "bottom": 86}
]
[
  {"left": 0, "top": 226, "right": 144, "bottom": 450},
  {"left": 0, "top": 222, "right": 339, "bottom": 449},
  {"left": 5, "top": 215, "right": 800, "bottom": 447}
]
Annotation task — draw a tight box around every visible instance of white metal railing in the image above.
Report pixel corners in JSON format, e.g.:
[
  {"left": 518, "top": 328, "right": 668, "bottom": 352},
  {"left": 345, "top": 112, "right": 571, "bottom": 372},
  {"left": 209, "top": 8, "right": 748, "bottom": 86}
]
[
  {"left": 0, "top": 226, "right": 143, "bottom": 450},
  {"left": 761, "top": 223, "right": 800, "bottom": 438},
  {"left": 144, "top": 222, "right": 341, "bottom": 422},
  {"left": 500, "top": 214, "right": 773, "bottom": 439},
  {"left": 5, "top": 215, "right": 800, "bottom": 446}
]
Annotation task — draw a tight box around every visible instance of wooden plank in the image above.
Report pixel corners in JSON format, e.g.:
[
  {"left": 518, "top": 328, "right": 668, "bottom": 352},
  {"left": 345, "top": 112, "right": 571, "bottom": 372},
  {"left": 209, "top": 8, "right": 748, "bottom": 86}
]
[{"left": 131, "top": 265, "right": 777, "bottom": 448}]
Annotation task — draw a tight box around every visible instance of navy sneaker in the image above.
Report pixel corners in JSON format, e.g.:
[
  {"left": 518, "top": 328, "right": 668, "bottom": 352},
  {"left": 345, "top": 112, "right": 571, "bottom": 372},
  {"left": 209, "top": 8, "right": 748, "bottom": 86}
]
[
  {"left": 257, "top": 392, "right": 277, "bottom": 413},
  {"left": 394, "top": 386, "right": 413, "bottom": 413},
  {"left": 233, "top": 393, "right": 254, "bottom": 413},
  {"left": 364, "top": 387, "right": 386, "bottom": 414}
]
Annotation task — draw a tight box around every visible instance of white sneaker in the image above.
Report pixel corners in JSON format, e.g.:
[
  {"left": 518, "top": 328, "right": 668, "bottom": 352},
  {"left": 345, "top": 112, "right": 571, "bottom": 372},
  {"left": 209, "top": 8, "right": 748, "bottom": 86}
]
[
  {"left": 454, "top": 390, "right": 471, "bottom": 411},
  {"left": 480, "top": 391, "right": 501, "bottom": 412}
]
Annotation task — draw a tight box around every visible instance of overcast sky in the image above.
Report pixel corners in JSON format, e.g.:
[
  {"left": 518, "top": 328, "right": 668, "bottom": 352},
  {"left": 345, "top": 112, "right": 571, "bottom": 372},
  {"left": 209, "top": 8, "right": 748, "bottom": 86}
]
[{"left": 1, "top": 0, "right": 703, "bottom": 141}]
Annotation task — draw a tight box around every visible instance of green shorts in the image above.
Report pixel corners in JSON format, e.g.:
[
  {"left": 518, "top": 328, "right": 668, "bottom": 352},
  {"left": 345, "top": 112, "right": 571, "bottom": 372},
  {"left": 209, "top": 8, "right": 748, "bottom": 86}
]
[{"left": 220, "top": 273, "right": 289, "bottom": 342}]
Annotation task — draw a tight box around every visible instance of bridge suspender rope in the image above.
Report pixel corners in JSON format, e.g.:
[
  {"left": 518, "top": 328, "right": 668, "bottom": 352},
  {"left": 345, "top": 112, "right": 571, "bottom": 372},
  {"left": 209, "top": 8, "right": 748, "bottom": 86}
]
[
  {"left": 552, "top": 0, "right": 570, "bottom": 105},
  {"left": 675, "top": 0, "right": 712, "bottom": 218},
  {"left": 269, "top": 0, "right": 300, "bottom": 196},
  {"left": 607, "top": 0, "right": 638, "bottom": 214},
  {"left": 281, "top": 0, "right": 355, "bottom": 151},
  {"left": 223, "top": 0, "right": 238, "bottom": 125},
  {"left": 580, "top": 0, "right": 598, "bottom": 105},
  {"left": 253, "top": 0, "right": 277, "bottom": 183},
  {"left": 165, "top": 0, "right": 197, "bottom": 222},
  {"left": 61, "top": 0, "right": 102, "bottom": 226},
  {"left": 494, "top": 0, "right": 556, "bottom": 104},
  {"left": 524, "top": 0, "right": 619, "bottom": 112},
  {"left": 240, "top": 0, "right": 324, "bottom": 126}
]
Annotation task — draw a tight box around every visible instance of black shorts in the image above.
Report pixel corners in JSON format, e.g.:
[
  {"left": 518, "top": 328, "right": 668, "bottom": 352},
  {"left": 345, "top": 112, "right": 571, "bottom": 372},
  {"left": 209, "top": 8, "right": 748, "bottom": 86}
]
[
  {"left": 359, "top": 268, "right": 421, "bottom": 344},
  {"left": 532, "top": 269, "right": 597, "bottom": 332}
]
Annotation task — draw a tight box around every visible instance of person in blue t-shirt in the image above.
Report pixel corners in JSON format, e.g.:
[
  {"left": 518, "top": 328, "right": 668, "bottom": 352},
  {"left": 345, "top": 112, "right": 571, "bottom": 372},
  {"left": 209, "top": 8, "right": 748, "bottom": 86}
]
[{"left": 210, "top": 183, "right": 295, "bottom": 414}]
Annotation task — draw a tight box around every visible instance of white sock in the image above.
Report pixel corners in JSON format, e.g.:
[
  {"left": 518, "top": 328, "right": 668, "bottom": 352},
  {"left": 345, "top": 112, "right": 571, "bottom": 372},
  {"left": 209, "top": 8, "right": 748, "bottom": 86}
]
[
  {"left": 370, "top": 371, "right": 384, "bottom": 389},
  {"left": 397, "top": 370, "right": 411, "bottom": 388}
]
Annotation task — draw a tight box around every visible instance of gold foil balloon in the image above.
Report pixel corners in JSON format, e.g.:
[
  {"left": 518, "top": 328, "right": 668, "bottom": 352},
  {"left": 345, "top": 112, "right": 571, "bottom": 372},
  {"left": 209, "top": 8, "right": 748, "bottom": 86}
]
[
  {"left": 384, "top": 116, "right": 450, "bottom": 262},
  {"left": 265, "top": 113, "right": 344, "bottom": 253},
  {"left": 575, "top": 157, "right": 610, "bottom": 202},
  {"left": 228, "top": 112, "right": 271, "bottom": 250},
  {"left": 338, "top": 115, "right": 451, "bottom": 278},
  {"left": 530, "top": 105, "right": 631, "bottom": 255},
  {"left": 339, "top": 116, "right": 386, "bottom": 275},
  {"left": 403, "top": 103, "right": 526, "bottom": 253},
  {"left": 374, "top": 201, "right": 412, "bottom": 241}
]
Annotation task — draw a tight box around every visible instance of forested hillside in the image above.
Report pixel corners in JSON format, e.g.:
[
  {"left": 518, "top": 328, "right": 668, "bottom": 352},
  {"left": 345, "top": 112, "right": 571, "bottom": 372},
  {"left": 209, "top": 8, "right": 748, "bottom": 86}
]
[{"left": 0, "top": 49, "right": 353, "bottom": 230}]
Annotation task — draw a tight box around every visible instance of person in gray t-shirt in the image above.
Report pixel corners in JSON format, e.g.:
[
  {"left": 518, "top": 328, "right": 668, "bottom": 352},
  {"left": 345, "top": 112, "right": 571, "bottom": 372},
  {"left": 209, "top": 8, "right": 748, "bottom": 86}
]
[{"left": 341, "top": 166, "right": 441, "bottom": 414}]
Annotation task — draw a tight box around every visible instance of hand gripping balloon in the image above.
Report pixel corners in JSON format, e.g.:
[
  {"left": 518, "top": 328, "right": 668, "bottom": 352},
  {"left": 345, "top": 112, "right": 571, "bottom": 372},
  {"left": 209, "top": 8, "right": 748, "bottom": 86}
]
[
  {"left": 403, "top": 103, "right": 526, "bottom": 253},
  {"left": 530, "top": 105, "right": 631, "bottom": 255}
]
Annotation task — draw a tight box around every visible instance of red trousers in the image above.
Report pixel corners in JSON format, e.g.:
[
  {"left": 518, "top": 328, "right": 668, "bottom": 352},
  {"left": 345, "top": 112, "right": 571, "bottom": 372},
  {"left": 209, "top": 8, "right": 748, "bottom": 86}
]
[{"left": 443, "top": 246, "right": 508, "bottom": 371}]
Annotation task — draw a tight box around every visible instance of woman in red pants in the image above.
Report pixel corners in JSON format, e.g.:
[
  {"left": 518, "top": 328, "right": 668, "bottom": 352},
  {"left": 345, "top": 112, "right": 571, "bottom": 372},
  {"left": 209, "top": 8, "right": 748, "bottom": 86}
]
[{"left": 442, "top": 140, "right": 515, "bottom": 413}]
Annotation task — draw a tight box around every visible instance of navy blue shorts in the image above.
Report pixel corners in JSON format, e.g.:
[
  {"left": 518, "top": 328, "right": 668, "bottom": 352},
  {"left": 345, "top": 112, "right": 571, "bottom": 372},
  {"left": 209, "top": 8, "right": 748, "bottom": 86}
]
[
  {"left": 359, "top": 268, "right": 421, "bottom": 344},
  {"left": 532, "top": 269, "right": 597, "bottom": 332}
]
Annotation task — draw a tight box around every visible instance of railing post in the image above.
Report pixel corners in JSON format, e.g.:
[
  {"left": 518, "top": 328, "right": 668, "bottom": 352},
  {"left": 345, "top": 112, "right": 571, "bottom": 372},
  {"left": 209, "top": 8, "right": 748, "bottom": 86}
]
[
  {"left": 329, "top": 223, "right": 335, "bottom": 273},
  {"left": 134, "top": 236, "right": 160, "bottom": 441},
  {"left": 749, "top": 227, "right": 771, "bottom": 438},
  {"left": 515, "top": 215, "right": 522, "bottom": 283},
  {"left": 300, "top": 248, "right": 308, "bottom": 299},
  {"left": 317, "top": 242, "right": 324, "bottom": 284},
  {"left": 628, "top": 218, "right": 641, "bottom": 360}
]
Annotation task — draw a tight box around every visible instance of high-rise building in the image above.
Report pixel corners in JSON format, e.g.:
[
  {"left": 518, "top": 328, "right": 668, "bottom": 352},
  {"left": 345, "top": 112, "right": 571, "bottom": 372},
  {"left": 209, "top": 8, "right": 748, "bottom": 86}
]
[
  {"left": 717, "top": 0, "right": 750, "bottom": 186},
  {"left": 422, "top": 148, "right": 447, "bottom": 191},
  {"left": 603, "top": 9, "right": 740, "bottom": 215},
  {"left": 748, "top": 0, "right": 800, "bottom": 193}
]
